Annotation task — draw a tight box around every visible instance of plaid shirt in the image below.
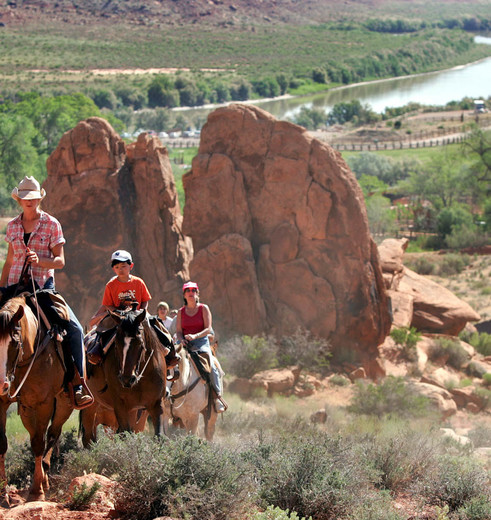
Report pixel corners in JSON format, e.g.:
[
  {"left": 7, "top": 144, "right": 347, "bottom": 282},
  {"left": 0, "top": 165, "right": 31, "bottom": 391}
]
[{"left": 5, "top": 211, "right": 66, "bottom": 288}]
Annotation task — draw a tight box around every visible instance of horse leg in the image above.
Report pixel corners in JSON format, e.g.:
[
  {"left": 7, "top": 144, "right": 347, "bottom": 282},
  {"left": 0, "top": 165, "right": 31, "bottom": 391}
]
[
  {"left": 21, "top": 404, "right": 52, "bottom": 501},
  {"left": 80, "top": 404, "right": 98, "bottom": 448},
  {"left": 112, "top": 402, "right": 132, "bottom": 433},
  {"left": 203, "top": 410, "right": 218, "bottom": 442},
  {"left": 0, "top": 399, "right": 10, "bottom": 507},
  {"left": 148, "top": 400, "right": 167, "bottom": 437},
  {"left": 42, "top": 397, "right": 73, "bottom": 485}
]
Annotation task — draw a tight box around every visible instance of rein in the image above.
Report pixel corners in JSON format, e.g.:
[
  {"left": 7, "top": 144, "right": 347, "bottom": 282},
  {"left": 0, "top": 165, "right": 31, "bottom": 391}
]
[
  {"left": 170, "top": 351, "right": 203, "bottom": 409},
  {"left": 7, "top": 263, "right": 46, "bottom": 399}
]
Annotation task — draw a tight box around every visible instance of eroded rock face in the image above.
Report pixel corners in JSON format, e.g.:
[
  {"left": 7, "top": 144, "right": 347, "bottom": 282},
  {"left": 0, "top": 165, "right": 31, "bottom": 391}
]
[
  {"left": 378, "top": 238, "right": 481, "bottom": 335},
  {"left": 43, "top": 117, "right": 192, "bottom": 324},
  {"left": 183, "top": 104, "right": 391, "bottom": 355}
]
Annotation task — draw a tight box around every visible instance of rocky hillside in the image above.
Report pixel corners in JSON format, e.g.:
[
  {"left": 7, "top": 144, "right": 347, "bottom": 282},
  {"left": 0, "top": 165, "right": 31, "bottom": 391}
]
[{"left": 0, "top": 0, "right": 474, "bottom": 27}]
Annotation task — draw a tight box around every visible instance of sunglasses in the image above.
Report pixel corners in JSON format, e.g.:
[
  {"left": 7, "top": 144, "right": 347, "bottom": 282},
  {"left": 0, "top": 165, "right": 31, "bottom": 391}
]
[{"left": 184, "top": 288, "right": 198, "bottom": 293}]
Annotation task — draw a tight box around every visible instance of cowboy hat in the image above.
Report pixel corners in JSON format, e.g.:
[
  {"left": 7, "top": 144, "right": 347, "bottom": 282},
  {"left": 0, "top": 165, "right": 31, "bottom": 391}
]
[{"left": 11, "top": 176, "right": 46, "bottom": 202}]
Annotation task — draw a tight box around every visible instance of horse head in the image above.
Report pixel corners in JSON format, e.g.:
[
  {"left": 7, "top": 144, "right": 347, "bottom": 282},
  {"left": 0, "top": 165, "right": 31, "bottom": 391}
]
[
  {"left": 111, "top": 308, "right": 148, "bottom": 388},
  {"left": 0, "top": 300, "right": 25, "bottom": 396}
]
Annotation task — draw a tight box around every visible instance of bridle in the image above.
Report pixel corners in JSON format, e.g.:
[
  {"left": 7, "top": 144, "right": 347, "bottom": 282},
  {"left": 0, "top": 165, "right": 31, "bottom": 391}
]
[{"left": 115, "top": 316, "right": 154, "bottom": 386}]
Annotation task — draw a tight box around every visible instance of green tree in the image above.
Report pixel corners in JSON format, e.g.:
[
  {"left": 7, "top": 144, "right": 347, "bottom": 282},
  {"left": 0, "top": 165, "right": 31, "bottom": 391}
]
[
  {"left": 0, "top": 113, "right": 38, "bottom": 213},
  {"left": 291, "top": 106, "right": 326, "bottom": 130},
  {"left": 462, "top": 125, "right": 491, "bottom": 197},
  {"left": 404, "top": 147, "right": 472, "bottom": 210},
  {"left": 11, "top": 92, "right": 101, "bottom": 154}
]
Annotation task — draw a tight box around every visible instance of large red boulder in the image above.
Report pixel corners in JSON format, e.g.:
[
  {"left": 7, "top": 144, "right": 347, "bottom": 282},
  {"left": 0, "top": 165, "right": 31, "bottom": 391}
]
[
  {"left": 183, "top": 104, "right": 391, "bottom": 355},
  {"left": 43, "top": 117, "right": 192, "bottom": 324}
]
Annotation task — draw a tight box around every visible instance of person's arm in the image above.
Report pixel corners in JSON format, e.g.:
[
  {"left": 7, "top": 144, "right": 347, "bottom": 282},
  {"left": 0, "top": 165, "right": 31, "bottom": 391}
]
[
  {"left": 89, "top": 304, "right": 110, "bottom": 329},
  {"left": 27, "top": 242, "right": 65, "bottom": 270},
  {"left": 140, "top": 301, "right": 149, "bottom": 310},
  {"left": 175, "top": 309, "right": 184, "bottom": 343},
  {"left": 184, "top": 305, "right": 213, "bottom": 342},
  {"left": 0, "top": 243, "right": 14, "bottom": 287}
]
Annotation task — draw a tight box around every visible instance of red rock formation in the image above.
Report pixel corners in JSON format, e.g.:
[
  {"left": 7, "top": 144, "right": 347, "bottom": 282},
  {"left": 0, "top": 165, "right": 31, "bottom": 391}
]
[
  {"left": 378, "top": 238, "right": 481, "bottom": 335},
  {"left": 183, "top": 104, "right": 391, "bottom": 355},
  {"left": 43, "top": 117, "right": 192, "bottom": 325}
]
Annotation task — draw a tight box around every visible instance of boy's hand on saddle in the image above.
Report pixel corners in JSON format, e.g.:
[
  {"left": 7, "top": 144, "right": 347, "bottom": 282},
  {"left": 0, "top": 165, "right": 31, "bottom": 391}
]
[{"left": 184, "top": 333, "right": 197, "bottom": 342}]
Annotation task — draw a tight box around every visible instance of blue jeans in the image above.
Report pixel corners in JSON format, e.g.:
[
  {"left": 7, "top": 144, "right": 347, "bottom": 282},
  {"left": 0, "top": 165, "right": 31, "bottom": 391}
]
[
  {"left": 43, "top": 278, "right": 85, "bottom": 383},
  {"left": 187, "top": 336, "right": 222, "bottom": 396}
]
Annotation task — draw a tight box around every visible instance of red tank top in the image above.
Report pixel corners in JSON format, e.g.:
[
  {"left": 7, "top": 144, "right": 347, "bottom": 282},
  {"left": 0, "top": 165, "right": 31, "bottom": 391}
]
[{"left": 181, "top": 304, "right": 204, "bottom": 335}]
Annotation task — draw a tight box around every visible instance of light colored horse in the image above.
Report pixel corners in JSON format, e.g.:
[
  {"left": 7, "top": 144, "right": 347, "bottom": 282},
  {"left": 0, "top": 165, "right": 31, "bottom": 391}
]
[{"left": 166, "top": 346, "right": 218, "bottom": 441}]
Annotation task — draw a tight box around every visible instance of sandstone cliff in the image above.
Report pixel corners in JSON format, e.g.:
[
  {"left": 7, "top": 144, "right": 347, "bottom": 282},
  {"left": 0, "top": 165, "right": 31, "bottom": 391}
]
[
  {"left": 43, "top": 117, "right": 192, "bottom": 324},
  {"left": 183, "top": 104, "right": 391, "bottom": 356}
]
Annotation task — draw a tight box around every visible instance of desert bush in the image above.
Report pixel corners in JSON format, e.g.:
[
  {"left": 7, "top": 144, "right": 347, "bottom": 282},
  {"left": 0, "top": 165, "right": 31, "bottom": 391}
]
[
  {"left": 473, "top": 387, "right": 491, "bottom": 411},
  {"left": 277, "top": 329, "right": 331, "bottom": 374},
  {"left": 455, "top": 495, "right": 491, "bottom": 520},
  {"left": 482, "top": 373, "right": 491, "bottom": 387},
  {"left": 438, "top": 253, "right": 471, "bottom": 276},
  {"left": 248, "top": 505, "right": 311, "bottom": 520},
  {"left": 358, "top": 428, "right": 438, "bottom": 492},
  {"left": 329, "top": 374, "right": 351, "bottom": 386},
  {"left": 344, "top": 490, "right": 405, "bottom": 520},
  {"left": 220, "top": 334, "right": 279, "bottom": 379},
  {"left": 463, "top": 332, "right": 491, "bottom": 357},
  {"left": 248, "top": 431, "right": 375, "bottom": 520},
  {"left": 348, "top": 377, "right": 430, "bottom": 419},
  {"left": 405, "top": 255, "right": 436, "bottom": 275},
  {"left": 221, "top": 330, "right": 331, "bottom": 379},
  {"left": 390, "top": 326, "right": 421, "bottom": 360},
  {"left": 428, "top": 338, "right": 469, "bottom": 369},
  {"left": 62, "top": 434, "right": 254, "bottom": 520},
  {"left": 67, "top": 481, "right": 101, "bottom": 511},
  {"left": 416, "top": 455, "right": 490, "bottom": 513}
]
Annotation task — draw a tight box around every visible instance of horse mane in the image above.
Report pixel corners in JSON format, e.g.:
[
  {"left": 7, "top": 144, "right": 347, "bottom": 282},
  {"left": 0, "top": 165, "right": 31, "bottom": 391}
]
[
  {"left": 0, "top": 296, "right": 25, "bottom": 334},
  {"left": 0, "top": 296, "right": 37, "bottom": 351}
]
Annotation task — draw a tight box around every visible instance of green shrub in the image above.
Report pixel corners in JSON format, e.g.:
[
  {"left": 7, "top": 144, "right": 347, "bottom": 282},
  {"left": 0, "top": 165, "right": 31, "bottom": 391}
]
[
  {"left": 62, "top": 434, "right": 254, "bottom": 520},
  {"left": 348, "top": 377, "right": 430, "bottom": 419},
  {"left": 67, "top": 482, "right": 101, "bottom": 510},
  {"left": 220, "top": 335, "right": 279, "bottom": 379},
  {"left": 482, "top": 373, "right": 491, "bottom": 387},
  {"left": 428, "top": 338, "right": 469, "bottom": 369},
  {"left": 438, "top": 253, "right": 470, "bottom": 276},
  {"left": 249, "top": 431, "right": 375, "bottom": 520},
  {"left": 390, "top": 327, "right": 421, "bottom": 360},
  {"left": 465, "top": 332, "right": 491, "bottom": 357},
  {"left": 277, "top": 329, "right": 331, "bottom": 374},
  {"left": 473, "top": 388, "right": 491, "bottom": 411},
  {"left": 359, "top": 428, "right": 438, "bottom": 492},
  {"left": 417, "top": 455, "right": 490, "bottom": 513},
  {"left": 221, "top": 330, "right": 331, "bottom": 379},
  {"left": 248, "top": 505, "right": 311, "bottom": 520},
  {"left": 330, "top": 374, "right": 351, "bottom": 386},
  {"left": 455, "top": 496, "right": 491, "bottom": 520},
  {"left": 405, "top": 256, "right": 436, "bottom": 275}
]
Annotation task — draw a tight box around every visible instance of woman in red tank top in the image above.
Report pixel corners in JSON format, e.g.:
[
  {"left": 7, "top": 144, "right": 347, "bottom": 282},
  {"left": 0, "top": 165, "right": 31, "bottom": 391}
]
[{"left": 176, "top": 281, "right": 226, "bottom": 413}]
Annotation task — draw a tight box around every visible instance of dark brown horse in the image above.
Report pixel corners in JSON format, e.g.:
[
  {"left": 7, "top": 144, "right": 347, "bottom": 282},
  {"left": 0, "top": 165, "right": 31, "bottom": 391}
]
[
  {"left": 86, "top": 308, "right": 170, "bottom": 437},
  {"left": 79, "top": 398, "right": 148, "bottom": 448},
  {"left": 0, "top": 296, "right": 73, "bottom": 504}
]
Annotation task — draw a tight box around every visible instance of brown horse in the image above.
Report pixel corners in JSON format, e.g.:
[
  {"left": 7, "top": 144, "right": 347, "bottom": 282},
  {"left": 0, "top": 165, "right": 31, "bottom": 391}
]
[
  {"left": 86, "top": 308, "right": 170, "bottom": 436},
  {"left": 79, "top": 397, "right": 148, "bottom": 448},
  {"left": 0, "top": 296, "right": 73, "bottom": 504}
]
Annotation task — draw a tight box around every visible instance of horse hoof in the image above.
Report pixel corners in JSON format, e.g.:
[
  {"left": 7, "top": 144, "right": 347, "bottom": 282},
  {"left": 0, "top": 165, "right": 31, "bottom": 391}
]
[{"left": 27, "top": 491, "right": 45, "bottom": 502}]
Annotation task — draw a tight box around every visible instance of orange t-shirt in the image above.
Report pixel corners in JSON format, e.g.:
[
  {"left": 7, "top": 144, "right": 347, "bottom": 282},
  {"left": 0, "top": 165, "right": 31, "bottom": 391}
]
[{"left": 102, "top": 275, "right": 151, "bottom": 309}]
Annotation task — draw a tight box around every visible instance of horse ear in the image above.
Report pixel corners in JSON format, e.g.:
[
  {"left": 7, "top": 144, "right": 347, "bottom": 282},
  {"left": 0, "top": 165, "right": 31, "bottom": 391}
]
[
  {"left": 135, "top": 309, "right": 146, "bottom": 325},
  {"left": 12, "top": 305, "right": 25, "bottom": 324},
  {"left": 109, "top": 310, "right": 122, "bottom": 323}
]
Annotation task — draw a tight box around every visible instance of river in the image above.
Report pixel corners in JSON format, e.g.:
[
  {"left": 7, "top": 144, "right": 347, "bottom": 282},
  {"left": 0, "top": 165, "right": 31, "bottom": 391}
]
[{"left": 178, "top": 36, "right": 491, "bottom": 122}]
